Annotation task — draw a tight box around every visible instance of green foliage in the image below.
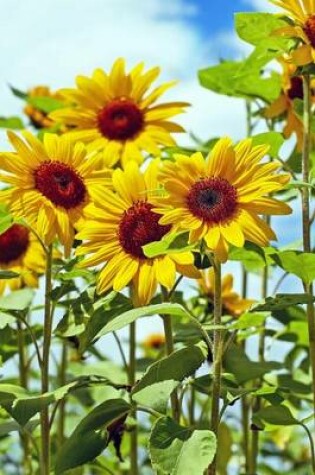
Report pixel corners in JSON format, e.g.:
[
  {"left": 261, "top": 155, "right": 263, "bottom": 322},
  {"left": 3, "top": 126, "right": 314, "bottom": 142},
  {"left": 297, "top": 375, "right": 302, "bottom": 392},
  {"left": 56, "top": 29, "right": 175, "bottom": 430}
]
[
  {"left": 132, "top": 341, "right": 207, "bottom": 411},
  {"left": 0, "top": 116, "right": 24, "bottom": 129},
  {"left": 252, "top": 293, "right": 315, "bottom": 311},
  {"left": 55, "top": 399, "right": 131, "bottom": 473},
  {"left": 235, "top": 12, "right": 288, "bottom": 46},
  {"left": 143, "top": 232, "right": 194, "bottom": 258},
  {"left": 149, "top": 416, "right": 216, "bottom": 475},
  {"left": 271, "top": 251, "right": 315, "bottom": 284},
  {"left": 0, "top": 289, "right": 34, "bottom": 312},
  {"left": 0, "top": 271, "right": 19, "bottom": 280},
  {"left": 27, "top": 96, "right": 65, "bottom": 113},
  {"left": 251, "top": 132, "right": 284, "bottom": 158},
  {"left": 252, "top": 405, "right": 300, "bottom": 428}
]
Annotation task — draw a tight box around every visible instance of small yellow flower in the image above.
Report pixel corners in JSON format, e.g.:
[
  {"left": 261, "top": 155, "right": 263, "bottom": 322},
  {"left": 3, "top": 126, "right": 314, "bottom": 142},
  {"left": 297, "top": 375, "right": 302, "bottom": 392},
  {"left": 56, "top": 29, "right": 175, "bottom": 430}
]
[
  {"left": 143, "top": 333, "right": 165, "bottom": 350},
  {"left": 154, "top": 137, "right": 292, "bottom": 262},
  {"left": 264, "top": 60, "right": 315, "bottom": 150},
  {"left": 198, "top": 268, "right": 254, "bottom": 317},
  {"left": 24, "top": 86, "right": 67, "bottom": 131},
  {"left": 270, "top": 0, "right": 315, "bottom": 65},
  {"left": 0, "top": 132, "right": 111, "bottom": 256},
  {"left": 50, "top": 58, "right": 188, "bottom": 168},
  {"left": 76, "top": 160, "right": 199, "bottom": 306},
  {"left": 0, "top": 223, "right": 45, "bottom": 295}
]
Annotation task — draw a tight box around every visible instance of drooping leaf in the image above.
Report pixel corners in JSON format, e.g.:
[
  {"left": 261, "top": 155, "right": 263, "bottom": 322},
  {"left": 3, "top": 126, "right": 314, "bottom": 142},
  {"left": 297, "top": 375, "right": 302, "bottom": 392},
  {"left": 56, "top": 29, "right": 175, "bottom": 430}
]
[
  {"left": 0, "top": 271, "right": 19, "bottom": 280},
  {"left": 55, "top": 399, "right": 131, "bottom": 474},
  {"left": 143, "top": 232, "right": 195, "bottom": 258},
  {"left": 235, "top": 12, "right": 289, "bottom": 46},
  {"left": 224, "top": 344, "right": 281, "bottom": 384},
  {"left": 9, "top": 85, "right": 28, "bottom": 99},
  {"left": 132, "top": 342, "right": 208, "bottom": 411},
  {"left": 149, "top": 416, "right": 216, "bottom": 475},
  {"left": 252, "top": 405, "right": 300, "bottom": 428},
  {"left": 252, "top": 293, "right": 315, "bottom": 312}
]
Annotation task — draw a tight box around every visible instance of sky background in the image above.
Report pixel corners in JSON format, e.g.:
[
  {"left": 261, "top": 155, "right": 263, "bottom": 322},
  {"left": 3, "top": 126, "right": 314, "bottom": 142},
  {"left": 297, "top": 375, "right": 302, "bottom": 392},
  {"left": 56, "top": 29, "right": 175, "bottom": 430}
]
[{"left": 0, "top": 0, "right": 300, "bottom": 346}]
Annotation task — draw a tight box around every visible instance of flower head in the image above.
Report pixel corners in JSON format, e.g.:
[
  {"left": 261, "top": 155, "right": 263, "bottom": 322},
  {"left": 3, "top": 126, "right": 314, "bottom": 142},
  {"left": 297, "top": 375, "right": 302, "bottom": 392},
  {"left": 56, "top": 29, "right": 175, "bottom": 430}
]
[
  {"left": 270, "top": 0, "right": 315, "bottom": 65},
  {"left": 50, "top": 58, "right": 188, "bottom": 167},
  {"left": 143, "top": 333, "right": 165, "bottom": 350},
  {"left": 0, "top": 131, "right": 111, "bottom": 256},
  {"left": 155, "top": 137, "right": 291, "bottom": 262},
  {"left": 76, "top": 160, "right": 199, "bottom": 305},
  {"left": 264, "top": 60, "right": 315, "bottom": 150},
  {"left": 198, "top": 268, "right": 254, "bottom": 317},
  {"left": 0, "top": 223, "right": 46, "bottom": 294},
  {"left": 24, "top": 85, "right": 68, "bottom": 131}
]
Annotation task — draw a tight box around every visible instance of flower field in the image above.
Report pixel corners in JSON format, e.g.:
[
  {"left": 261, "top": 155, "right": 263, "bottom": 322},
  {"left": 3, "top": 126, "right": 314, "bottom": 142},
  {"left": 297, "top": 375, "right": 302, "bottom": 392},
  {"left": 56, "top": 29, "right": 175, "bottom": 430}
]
[{"left": 0, "top": 0, "right": 314, "bottom": 474}]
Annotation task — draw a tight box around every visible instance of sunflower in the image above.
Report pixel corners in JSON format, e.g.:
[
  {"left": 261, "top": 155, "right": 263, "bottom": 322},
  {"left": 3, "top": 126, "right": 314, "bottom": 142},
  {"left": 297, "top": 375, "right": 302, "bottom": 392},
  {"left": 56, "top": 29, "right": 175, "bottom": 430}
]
[
  {"left": 24, "top": 86, "right": 68, "bottom": 131},
  {"left": 198, "top": 268, "right": 254, "bottom": 317},
  {"left": 154, "top": 138, "right": 292, "bottom": 262},
  {"left": 264, "top": 60, "right": 315, "bottom": 150},
  {"left": 143, "top": 333, "right": 165, "bottom": 350},
  {"left": 0, "top": 131, "right": 111, "bottom": 256},
  {"left": 0, "top": 223, "right": 46, "bottom": 294},
  {"left": 50, "top": 58, "right": 188, "bottom": 168},
  {"left": 270, "top": 0, "right": 315, "bottom": 65},
  {"left": 75, "top": 160, "right": 199, "bottom": 306}
]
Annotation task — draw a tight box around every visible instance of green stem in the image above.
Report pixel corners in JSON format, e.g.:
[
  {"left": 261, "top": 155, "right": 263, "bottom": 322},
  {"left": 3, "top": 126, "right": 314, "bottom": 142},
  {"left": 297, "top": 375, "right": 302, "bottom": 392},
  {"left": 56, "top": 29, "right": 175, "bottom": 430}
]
[
  {"left": 40, "top": 245, "right": 53, "bottom": 475},
  {"left": 128, "top": 321, "right": 138, "bottom": 475},
  {"left": 208, "top": 258, "right": 222, "bottom": 475},
  {"left": 161, "top": 286, "right": 181, "bottom": 422},
  {"left": 57, "top": 340, "right": 67, "bottom": 445},
  {"left": 302, "top": 75, "right": 315, "bottom": 449},
  {"left": 17, "top": 319, "right": 32, "bottom": 474},
  {"left": 249, "top": 251, "right": 269, "bottom": 475}
]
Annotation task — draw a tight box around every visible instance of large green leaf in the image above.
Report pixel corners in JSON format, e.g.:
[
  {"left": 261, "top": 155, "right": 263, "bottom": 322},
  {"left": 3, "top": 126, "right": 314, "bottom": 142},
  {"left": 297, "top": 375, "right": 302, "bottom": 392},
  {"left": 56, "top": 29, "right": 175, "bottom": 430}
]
[
  {"left": 0, "top": 289, "right": 34, "bottom": 311},
  {"left": 271, "top": 251, "right": 315, "bottom": 284},
  {"left": 224, "top": 345, "right": 281, "bottom": 384},
  {"left": 235, "top": 12, "right": 288, "bottom": 46},
  {"left": 27, "top": 96, "right": 65, "bottom": 113},
  {"left": 251, "top": 132, "right": 284, "bottom": 158},
  {"left": 95, "top": 302, "right": 192, "bottom": 339},
  {"left": 149, "top": 416, "right": 216, "bottom": 475},
  {"left": 55, "top": 399, "right": 131, "bottom": 474},
  {"left": 0, "top": 382, "right": 77, "bottom": 426},
  {"left": 252, "top": 405, "right": 300, "bottom": 428},
  {"left": 252, "top": 293, "right": 315, "bottom": 312},
  {"left": 143, "top": 232, "right": 195, "bottom": 258},
  {"left": 132, "top": 342, "right": 207, "bottom": 411},
  {"left": 199, "top": 60, "right": 282, "bottom": 102}
]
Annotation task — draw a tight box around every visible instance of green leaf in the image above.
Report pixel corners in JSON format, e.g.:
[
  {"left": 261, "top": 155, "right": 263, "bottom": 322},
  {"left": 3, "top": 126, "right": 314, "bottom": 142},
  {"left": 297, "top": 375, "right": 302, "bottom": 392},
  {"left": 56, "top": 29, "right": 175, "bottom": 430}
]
[
  {"left": 0, "top": 312, "right": 16, "bottom": 329},
  {"left": 229, "top": 242, "right": 267, "bottom": 271},
  {"left": 9, "top": 85, "right": 28, "bottom": 99},
  {"left": 27, "top": 96, "right": 65, "bottom": 113},
  {"left": 0, "top": 116, "right": 25, "bottom": 130},
  {"left": 0, "top": 289, "right": 34, "bottom": 311},
  {"left": 235, "top": 12, "right": 288, "bottom": 46},
  {"left": 224, "top": 344, "right": 281, "bottom": 384},
  {"left": 252, "top": 293, "right": 315, "bottom": 312},
  {"left": 231, "top": 312, "right": 268, "bottom": 330},
  {"left": 199, "top": 60, "right": 282, "bottom": 102},
  {"left": 149, "top": 416, "right": 216, "bottom": 475},
  {"left": 132, "top": 342, "right": 207, "bottom": 411},
  {"left": 0, "top": 382, "right": 77, "bottom": 426},
  {"left": 55, "top": 399, "right": 131, "bottom": 474},
  {"left": 0, "top": 271, "right": 19, "bottom": 280},
  {"left": 252, "top": 405, "right": 300, "bottom": 428},
  {"left": 0, "top": 209, "right": 13, "bottom": 235},
  {"left": 251, "top": 132, "right": 284, "bottom": 158},
  {"left": 271, "top": 251, "right": 315, "bottom": 284},
  {"left": 95, "top": 302, "right": 192, "bottom": 339},
  {"left": 143, "top": 232, "right": 194, "bottom": 258}
]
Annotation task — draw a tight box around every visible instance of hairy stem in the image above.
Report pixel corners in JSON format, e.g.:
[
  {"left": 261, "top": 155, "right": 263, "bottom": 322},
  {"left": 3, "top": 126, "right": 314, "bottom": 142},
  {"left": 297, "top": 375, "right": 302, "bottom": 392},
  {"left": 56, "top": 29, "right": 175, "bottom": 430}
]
[
  {"left": 129, "top": 321, "right": 138, "bottom": 475},
  {"left": 57, "top": 340, "right": 67, "bottom": 445},
  {"left": 40, "top": 245, "right": 53, "bottom": 475},
  {"left": 302, "top": 75, "right": 315, "bottom": 442},
  {"left": 208, "top": 258, "right": 222, "bottom": 475}
]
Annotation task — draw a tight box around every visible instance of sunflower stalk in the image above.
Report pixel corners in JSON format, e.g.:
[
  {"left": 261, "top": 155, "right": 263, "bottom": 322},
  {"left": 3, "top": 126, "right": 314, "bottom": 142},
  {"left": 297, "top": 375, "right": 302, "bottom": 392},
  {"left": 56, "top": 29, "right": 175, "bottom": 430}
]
[
  {"left": 302, "top": 74, "right": 315, "bottom": 451},
  {"left": 40, "top": 244, "right": 53, "bottom": 475},
  {"left": 208, "top": 257, "right": 222, "bottom": 475},
  {"left": 129, "top": 321, "right": 138, "bottom": 475}
]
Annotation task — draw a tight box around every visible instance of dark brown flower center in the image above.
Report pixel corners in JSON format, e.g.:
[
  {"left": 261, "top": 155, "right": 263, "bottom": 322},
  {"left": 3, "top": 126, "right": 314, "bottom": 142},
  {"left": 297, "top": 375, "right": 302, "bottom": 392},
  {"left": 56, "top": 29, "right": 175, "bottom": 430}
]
[
  {"left": 34, "top": 161, "right": 86, "bottom": 209},
  {"left": 0, "top": 224, "right": 30, "bottom": 264},
  {"left": 118, "top": 201, "right": 171, "bottom": 259},
  {"left": 187, "top": 177, "right": 238, "bottom": 223},
  {"left": 304, "top": 15, "right": 315, "bottom": 48},
  {"left": 287, "top": 76, "right": 304, "bottom": 100},
  {"left": 97, "top": 98, "right": 144, "bottom": 141}
]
